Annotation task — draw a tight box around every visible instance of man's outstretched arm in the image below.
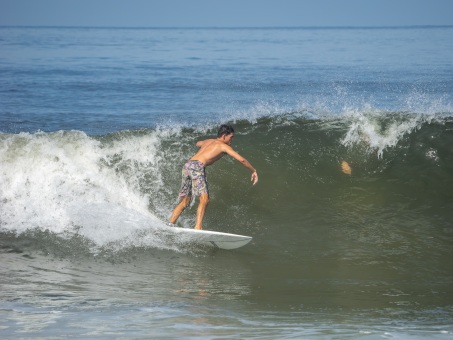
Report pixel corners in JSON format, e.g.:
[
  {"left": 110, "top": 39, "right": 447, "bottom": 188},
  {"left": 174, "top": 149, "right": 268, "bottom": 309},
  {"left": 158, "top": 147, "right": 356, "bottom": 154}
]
[{"left": 223, "top": 145, "right": 258, "bottom": 185}]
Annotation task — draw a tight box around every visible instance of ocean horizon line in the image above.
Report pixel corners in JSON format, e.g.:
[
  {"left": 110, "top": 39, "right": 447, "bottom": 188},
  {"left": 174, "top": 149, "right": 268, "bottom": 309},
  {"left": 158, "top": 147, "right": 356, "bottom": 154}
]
[{"left": 1, "top": 24, "right": 452, "bottom": 30}]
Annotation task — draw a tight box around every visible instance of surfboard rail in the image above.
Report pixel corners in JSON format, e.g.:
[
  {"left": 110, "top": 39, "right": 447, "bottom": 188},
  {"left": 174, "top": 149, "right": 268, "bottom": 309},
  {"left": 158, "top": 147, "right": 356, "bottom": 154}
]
[{"left": 170, "top": 227, "right": 252, "bottom": 250}]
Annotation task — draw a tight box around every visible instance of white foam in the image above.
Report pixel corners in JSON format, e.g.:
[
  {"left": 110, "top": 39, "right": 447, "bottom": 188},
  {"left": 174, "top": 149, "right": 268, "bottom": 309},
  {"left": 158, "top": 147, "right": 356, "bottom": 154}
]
[
  {"left": 0, "top": 130, "right": 175, "bottom": 250},
  {"left": 340, "top": 107, "right": 434, "bottom": 158},
  {"left": 338, "top": 89, "right": 453, "bottom": 157}
]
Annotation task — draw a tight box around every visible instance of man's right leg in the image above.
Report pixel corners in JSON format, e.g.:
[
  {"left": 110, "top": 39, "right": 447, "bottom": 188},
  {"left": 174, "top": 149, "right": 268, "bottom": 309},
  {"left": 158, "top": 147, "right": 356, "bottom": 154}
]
[{"left": 169, "top": 195, "right": 191, "bottom": 225}]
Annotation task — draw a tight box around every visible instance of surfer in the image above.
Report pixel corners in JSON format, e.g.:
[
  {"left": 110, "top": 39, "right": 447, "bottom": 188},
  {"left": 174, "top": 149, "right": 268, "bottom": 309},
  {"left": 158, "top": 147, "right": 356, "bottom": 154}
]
[{"left": 169, "top": 124, "right": 258, "bottom": 230}]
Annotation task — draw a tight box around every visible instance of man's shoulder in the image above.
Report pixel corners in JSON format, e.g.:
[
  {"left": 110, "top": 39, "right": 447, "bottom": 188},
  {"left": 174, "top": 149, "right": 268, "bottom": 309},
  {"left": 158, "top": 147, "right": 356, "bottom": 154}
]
[
  {"left": 205, "top": 139, "right": 225, "bottom": 147},
  {"left": 201, "top": 138, "right": 233, "bottom": 152},
  {"left": 205, "top": 139, "right": 233, "bottom": 155}
]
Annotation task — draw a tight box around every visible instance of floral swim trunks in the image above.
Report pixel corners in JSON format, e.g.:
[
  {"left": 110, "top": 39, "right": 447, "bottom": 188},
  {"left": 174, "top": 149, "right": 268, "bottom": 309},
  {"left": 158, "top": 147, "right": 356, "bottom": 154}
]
[{"left": 178, "top": 160, "right": 209, "bottom": 197}]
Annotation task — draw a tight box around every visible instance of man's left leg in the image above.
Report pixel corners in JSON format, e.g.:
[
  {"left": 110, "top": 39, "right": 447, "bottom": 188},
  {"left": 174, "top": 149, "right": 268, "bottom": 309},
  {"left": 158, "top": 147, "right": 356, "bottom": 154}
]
[{"left": 194, "top": 193, "right": 209, "bottom": 230}]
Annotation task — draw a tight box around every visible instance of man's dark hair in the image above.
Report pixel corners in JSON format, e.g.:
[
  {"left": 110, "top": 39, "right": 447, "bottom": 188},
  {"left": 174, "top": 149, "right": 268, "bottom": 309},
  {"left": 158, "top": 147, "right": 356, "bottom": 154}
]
[{"left": 217, "top": 124, "right": 234, "bottom": 138}]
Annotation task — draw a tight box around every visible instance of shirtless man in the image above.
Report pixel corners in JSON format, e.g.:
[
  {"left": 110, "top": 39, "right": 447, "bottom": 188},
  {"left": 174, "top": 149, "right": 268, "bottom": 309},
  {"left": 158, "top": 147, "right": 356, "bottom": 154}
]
[{"left": 169, "top": 124, "right": 258, "bottom": 230}]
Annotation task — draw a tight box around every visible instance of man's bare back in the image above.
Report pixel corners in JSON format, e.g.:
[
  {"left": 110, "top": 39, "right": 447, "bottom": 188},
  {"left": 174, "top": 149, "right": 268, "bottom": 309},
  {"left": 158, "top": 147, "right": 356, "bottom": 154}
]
[
  {"left": 191, "top": 134, "right": 258, "bottom": 182},
  {"left": 190, "top": 139, "right": 228, "bottom": 166}
]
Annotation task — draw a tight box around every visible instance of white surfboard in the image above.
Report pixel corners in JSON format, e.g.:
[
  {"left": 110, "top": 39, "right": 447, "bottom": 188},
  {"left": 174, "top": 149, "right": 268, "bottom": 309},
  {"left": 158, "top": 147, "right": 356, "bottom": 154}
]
[{"left": 171, "top": 227, "right": 252, "bottom": 250}]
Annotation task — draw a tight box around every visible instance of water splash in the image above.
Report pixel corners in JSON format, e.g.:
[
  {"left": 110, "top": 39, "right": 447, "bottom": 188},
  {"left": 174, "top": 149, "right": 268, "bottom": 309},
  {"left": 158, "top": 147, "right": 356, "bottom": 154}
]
[
  {"left": 0, "top": 130, "right": 173, "bottom": 250},
  {"left": 339, "top": 97, "right": 448, "bottom": 158}
]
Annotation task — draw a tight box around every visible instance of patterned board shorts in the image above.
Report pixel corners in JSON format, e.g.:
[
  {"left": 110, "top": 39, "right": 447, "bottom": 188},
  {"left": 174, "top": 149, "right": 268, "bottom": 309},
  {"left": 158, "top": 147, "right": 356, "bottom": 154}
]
[{"left": 178, "top": 160, "right": 209, "bottom": 197}]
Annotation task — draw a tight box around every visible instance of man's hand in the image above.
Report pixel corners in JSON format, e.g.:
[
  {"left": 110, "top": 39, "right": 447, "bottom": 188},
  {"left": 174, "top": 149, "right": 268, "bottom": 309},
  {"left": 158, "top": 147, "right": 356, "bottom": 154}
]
[{"left": 251, "top": 171, "right": 258, "bottom": 185}]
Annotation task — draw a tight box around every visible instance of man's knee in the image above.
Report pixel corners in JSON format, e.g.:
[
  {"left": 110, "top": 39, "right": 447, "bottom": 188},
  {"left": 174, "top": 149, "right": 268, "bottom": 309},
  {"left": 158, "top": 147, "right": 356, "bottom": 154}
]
[
  {"left": 199, "top": 194, "right": 209, "bottom": 206},
  {"left": 181, "top": 196, "right": 191, "bottom": 207}
]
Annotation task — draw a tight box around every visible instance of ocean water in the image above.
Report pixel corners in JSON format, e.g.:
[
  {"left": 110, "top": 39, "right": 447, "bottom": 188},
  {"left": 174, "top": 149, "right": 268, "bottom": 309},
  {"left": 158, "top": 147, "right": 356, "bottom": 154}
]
[{"left": 1, "top": 26, "right": 453, "bottom": 338}]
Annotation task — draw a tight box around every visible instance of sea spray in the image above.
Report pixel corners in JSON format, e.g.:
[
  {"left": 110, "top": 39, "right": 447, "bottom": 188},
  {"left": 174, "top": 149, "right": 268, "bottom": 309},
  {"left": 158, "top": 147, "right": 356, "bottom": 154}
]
[{"left": 340, "top": 108, "right": 436, "bottom": 158}]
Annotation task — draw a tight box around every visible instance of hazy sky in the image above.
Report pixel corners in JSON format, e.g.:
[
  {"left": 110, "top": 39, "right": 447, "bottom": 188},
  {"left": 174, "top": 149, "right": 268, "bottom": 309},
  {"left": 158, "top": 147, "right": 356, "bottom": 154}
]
[{"left": 1, "top": 0, "right": 453, "bottom": 27}]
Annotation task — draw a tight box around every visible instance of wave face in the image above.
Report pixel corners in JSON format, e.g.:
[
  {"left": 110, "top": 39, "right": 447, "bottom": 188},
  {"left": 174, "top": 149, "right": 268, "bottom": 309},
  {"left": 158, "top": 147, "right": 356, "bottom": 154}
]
[{"left": 1, "top": 109, "right": 452, "bottom": 257}]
